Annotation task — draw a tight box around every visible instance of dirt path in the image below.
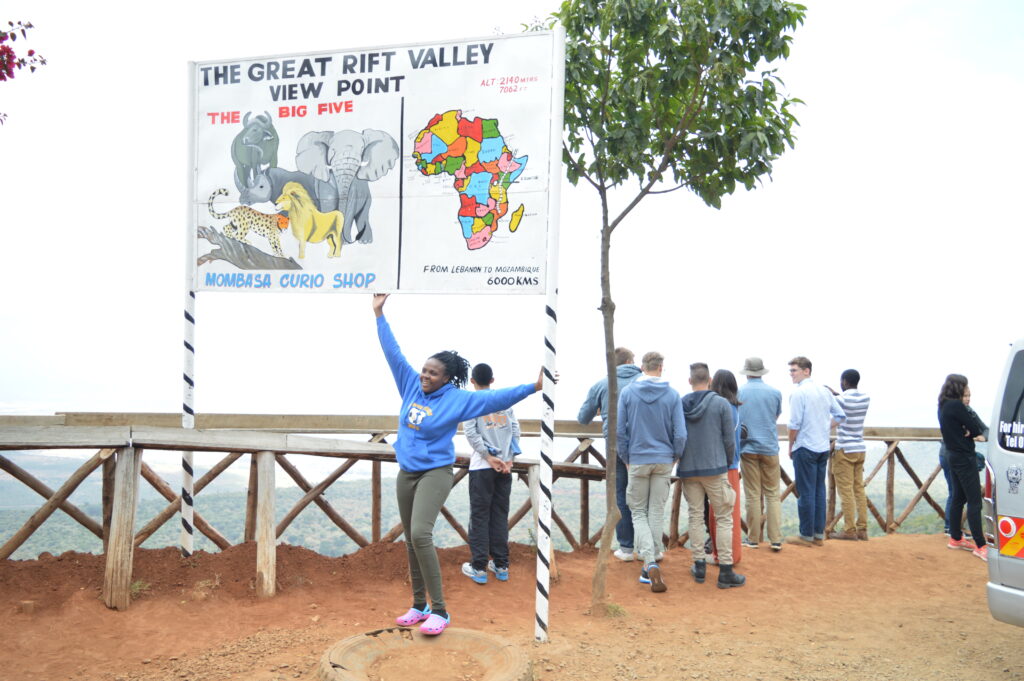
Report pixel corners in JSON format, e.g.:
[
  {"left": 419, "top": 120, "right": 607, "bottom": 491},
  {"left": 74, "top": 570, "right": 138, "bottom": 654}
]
[{"left": 1, "top": 535, "right": 1021, "bottom": 681}]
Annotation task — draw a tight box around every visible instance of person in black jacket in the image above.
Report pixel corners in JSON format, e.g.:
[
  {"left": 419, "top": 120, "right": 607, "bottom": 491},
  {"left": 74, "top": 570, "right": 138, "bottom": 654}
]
[{"left": 938, "top": 373, "right": 989, "bottom": 561}]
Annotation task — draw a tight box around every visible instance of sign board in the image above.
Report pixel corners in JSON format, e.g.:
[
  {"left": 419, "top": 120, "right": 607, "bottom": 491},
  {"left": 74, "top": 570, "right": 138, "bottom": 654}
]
[{"left": 190, "top": 31, "right": 562, "bottom": 294}]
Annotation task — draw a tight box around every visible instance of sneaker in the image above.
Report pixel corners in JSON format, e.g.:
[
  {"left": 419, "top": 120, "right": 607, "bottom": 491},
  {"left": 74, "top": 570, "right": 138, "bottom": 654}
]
[
  {"left": 638, "top": 567, "right": 651, "bottom": 584},
  {"left": 487, "top": 560, "right": 509, "bottom": 582},
  {"left": 645, "top": 562, "right": 667, "bottom": 593},
  {"left": 947, "top": 537, "right": 977, "bottom": 552},
  {"left": 857, "top": 530, "right": 869, "bottom": 541},
  {"left": 613, "top": 548, "right": 636, "bottom": 562},
  {"left": 812, "top": 537, "right": 824, "bottom": 546},
  {"left": 770, "top": 542, "right": 783, "bottom": 552},
  {"left": 461, "top": 562, "right": 487, "bottom": 584},
  {"left": 973, "top": 545, "right": 988, "bottom": 562},
  {"left": 742, "top": 538, "right": 760, "bottom": 549}
]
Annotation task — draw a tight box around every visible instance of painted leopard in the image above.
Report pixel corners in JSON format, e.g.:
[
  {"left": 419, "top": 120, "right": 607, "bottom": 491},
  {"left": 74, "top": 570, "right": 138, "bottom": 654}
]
[{"left": 208, "top": 188, "right": 288, "bottom": 257}]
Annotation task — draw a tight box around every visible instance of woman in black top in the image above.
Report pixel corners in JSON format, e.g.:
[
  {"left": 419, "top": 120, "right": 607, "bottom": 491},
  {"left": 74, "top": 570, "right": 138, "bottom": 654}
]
[{"left": 937, "top": 374, "right": 988, "bottom": 560}]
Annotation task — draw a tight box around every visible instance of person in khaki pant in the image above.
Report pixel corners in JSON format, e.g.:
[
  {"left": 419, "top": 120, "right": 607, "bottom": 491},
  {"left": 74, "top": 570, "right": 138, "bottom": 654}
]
[
  {"left": 827, "top": 369, "right": 871, "bottom": 540},
  {"left": 678, "top": 363, "right": 745, "bottom": 589},
  {"left": 737, "top": 357, "right": 783, "bottom": 551}
]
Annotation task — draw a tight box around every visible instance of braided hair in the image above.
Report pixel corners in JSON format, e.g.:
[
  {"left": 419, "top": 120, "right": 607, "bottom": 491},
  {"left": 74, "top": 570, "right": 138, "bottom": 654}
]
[{"left": 430, "top": 350, "right": 471, "bottom": 389}]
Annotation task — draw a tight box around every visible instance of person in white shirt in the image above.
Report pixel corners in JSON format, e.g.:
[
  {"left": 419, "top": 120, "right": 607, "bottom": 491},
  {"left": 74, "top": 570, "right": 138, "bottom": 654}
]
[{"left": 785, "top": 356, "right": 846, "bottom": 547}]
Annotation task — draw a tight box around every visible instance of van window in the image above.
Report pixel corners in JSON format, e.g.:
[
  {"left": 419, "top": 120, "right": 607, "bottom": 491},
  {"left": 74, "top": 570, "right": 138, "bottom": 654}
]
[{"left": 998, "top": 350, "right": 1024, "bottom": 453}]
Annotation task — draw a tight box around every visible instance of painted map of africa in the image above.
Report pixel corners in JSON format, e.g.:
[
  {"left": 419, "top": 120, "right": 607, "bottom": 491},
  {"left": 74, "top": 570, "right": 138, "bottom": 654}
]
[{"left": 413, "top": 110, "right": 528, "bottom": 250}]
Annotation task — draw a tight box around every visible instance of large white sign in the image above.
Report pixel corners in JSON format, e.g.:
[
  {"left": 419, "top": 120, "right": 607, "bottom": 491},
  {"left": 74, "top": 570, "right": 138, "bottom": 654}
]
[{"left": 190, "top": 31, "right": 562, "bottom": 294}]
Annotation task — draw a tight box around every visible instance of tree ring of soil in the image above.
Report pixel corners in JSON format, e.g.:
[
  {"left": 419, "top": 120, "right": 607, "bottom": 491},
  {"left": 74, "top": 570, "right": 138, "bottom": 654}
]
[{"left": 316, "top": 626, "right": 532, "bottom": 681}]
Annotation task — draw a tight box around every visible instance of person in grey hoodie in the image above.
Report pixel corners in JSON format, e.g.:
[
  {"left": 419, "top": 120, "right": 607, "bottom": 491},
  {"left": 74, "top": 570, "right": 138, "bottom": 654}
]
[
  {"left": 617, "top": 351, "right": 687, "bottom": 593},
  {"left": 578, "top": 347, "right": 643, "bottom": 561},
  {"left": 679, "top": 363, "right": 746, "bottom": 589}
]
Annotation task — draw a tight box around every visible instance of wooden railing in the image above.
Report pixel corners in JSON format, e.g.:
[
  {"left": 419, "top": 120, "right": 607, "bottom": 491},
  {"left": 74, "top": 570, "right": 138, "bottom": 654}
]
[{"left": 0, "top": 414, "right": 945, "bottom": 610}]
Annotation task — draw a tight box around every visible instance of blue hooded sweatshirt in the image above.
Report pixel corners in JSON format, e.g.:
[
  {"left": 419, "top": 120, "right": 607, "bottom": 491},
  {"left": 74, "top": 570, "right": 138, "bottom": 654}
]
[
  {"left": 616, "top": 377, "right": 687, "bottom": 465},
  {"left": 378, "top": 315, "right": 536, "bottom": 472},
  {"left": 578, "top": 363, "right": 643, "bottom": 437}
]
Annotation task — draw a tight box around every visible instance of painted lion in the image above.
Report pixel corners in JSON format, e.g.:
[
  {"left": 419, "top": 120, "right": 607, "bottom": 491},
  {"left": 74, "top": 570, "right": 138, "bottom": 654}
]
[{"left": 275, "top": 181, "right": 345, "bottom": 259}]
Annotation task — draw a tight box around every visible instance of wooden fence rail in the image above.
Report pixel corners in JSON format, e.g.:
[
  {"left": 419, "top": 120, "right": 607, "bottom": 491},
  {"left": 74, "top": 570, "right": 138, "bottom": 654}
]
[{"left": 0, "top": 415, "right": 946, "bottom": 610}]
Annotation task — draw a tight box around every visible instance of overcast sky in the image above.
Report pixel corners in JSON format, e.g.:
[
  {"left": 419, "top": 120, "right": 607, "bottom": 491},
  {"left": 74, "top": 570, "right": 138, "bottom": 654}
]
[{"left": 2, "top": 0, "right": 1023, "bottom": 441}]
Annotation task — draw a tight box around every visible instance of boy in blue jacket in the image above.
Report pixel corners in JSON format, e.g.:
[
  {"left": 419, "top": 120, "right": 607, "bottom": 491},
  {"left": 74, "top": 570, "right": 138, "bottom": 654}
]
[{"left": 617, "top": 351, "right": 687, "bottom": 592}]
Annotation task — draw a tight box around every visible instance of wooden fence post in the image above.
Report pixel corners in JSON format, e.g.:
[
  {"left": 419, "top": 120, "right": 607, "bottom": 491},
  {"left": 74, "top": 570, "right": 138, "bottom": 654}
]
[
  {"left": 255, "top": 451, "right": 276, "bottom": 598},
  {"left": 580, "top": 448, "right": 590, "bottom": 547},
  {"left": 102, "top": 456, "right": 115, "bottom": 553},
  {"left": 372, "top": 460, "right": 382, "bottom": 543},
  {"left": 103, "top": 447, "right": 143, "bottom": 610},
  {"left": 885, "top": 443, "right": 896, "bottom": 532},
  {"left": 244, "top": 453, "right": 258, "bottom": 543}
]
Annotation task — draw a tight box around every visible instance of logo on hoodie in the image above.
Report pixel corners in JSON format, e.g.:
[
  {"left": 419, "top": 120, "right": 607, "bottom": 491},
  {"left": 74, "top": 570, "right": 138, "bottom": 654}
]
[{"left": 407, "top": 403, "right": 433, "bottom": 430}]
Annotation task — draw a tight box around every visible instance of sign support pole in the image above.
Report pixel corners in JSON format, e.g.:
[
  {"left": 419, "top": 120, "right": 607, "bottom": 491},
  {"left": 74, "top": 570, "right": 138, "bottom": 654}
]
[
  {"left": 534, "top": 27, "right": 566, "bottom": 644},
  {"left": 181, "top": 63, "right": 197, "bottom": 557}
]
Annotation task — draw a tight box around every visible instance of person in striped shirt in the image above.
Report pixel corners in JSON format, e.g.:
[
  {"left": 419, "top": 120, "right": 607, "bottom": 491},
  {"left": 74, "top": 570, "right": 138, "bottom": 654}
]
[{"left": 827, "top": 370, "right": 871, "bottom": 541}]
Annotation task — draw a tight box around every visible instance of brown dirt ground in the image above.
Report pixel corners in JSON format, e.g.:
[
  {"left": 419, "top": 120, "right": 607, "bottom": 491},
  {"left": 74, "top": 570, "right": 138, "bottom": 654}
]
[{"left": 1, "top": 534, "right": 1022, "bottom": 681}]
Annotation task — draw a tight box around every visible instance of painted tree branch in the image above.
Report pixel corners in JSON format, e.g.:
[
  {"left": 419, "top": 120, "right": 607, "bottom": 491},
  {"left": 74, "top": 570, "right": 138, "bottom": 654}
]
[{"left": 196, "top": 224, "right": 301, "bottom": 270}]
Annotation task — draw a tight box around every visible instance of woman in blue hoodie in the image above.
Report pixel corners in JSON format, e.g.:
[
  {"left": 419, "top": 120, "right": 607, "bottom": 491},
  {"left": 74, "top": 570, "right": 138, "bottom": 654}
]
[{"left": 373, "top": 294, "right": 541, "bottom": 635}]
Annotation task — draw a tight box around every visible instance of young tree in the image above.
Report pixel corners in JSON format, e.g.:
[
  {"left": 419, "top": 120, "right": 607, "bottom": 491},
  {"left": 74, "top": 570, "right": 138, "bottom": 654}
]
[
  {"left": 553, "top": 0, "right": 806, "bottom": 612},
  {"left": 1, "top": 20, "right": 47, "bottom": 125}
]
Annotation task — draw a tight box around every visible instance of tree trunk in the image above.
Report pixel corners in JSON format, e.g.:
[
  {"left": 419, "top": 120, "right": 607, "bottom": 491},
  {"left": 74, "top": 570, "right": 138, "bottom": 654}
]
[{"left": 590, "top": 207, "right": 622, "bottom": 615}]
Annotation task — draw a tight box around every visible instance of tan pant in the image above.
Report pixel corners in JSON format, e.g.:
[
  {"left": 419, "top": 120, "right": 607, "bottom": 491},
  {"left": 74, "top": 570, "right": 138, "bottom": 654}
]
[
  {"left": 740, "top": 453, "right": 782, "bottom": 544},
  {"left": 832, "top": 448, "right": 867, "bottom": 532},
  {"left": 682, "top": 474, "right": 735, "bottom": 565}
]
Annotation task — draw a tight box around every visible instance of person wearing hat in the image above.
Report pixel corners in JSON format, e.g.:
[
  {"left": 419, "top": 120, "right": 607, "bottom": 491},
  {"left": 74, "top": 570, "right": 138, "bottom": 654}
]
[{"left": 737, "top": 357, "right": 784, "bottom": 550}]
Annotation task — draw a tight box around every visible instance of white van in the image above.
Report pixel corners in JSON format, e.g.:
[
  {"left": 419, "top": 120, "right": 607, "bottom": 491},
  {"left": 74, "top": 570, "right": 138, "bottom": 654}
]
[{"left": 985, "top": 339, "right": 1024, "bottom": 627}]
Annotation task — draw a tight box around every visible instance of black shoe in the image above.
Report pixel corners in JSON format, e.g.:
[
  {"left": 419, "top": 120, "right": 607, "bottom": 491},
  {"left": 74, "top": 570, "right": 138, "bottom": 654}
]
[
  {"left": 717, "top": 564, "right": 746, "bottom": 589},
  {"left": 691, "top": 560, "right": 706, "bottom": 584}
]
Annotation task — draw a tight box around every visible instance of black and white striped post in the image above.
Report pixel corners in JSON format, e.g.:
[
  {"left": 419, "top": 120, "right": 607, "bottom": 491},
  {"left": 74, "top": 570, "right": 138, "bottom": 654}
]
[
  {"left": 534, "top": 27, "right": 566, "bottom": 644},
  {"left": 181, "top": 289, "right": 196, "bottom": 557},
  {"left": 181, "top": 69, "right": 197, "bottom": 558}
]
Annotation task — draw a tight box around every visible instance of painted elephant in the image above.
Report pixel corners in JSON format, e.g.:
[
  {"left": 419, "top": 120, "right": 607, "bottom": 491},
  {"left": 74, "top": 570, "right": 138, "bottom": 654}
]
[
  {"left": 240, "top": 167, "right": 339, "bottom": 215},
  {"left": 231, "top": 111, "right": 279, "bottom": 191},
  {"left": 295, "top": 129, "right": 399, "bottom": 244}
]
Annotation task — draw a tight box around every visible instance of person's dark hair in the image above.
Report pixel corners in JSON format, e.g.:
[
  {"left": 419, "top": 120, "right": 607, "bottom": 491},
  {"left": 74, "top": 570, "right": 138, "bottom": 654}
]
[
  {"left": 789, "top": 356, "right": 812, "bottom": 372},
  {"left": 471, "top": 363, "right": 494, "bottom": 386},
  {"left": 689, "top": 362, "right": 710, "bottom": 384},
  {"left": 430, "top": 350, "right": 471, "bottom": 389},
  {"left": 841, "top": 369, "right": 860, "bottom": 388},
  {"left": 711, "top": 369, "right": 742, "bottom": 406},
  {"left": 938, "top": 373, "right": 969, "bottom": 408}
]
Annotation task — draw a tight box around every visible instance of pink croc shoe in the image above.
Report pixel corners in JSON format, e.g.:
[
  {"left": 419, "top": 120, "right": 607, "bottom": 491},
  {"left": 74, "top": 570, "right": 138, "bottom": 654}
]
[
  {"left": 419, "top": 612, "right": 451, "bottom": 635},
  {"left": 395, "top": 605, "right": 431, "bottom": 627}
]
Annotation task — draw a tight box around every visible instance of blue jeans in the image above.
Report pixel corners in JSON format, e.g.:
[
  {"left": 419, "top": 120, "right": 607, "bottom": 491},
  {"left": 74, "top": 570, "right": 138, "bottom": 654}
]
[
  {"left": 940, "top": 451, "right": 952, "bottom": 533},
  {"left": 615, "top": 455, "right": 634, "bottom": 549},
  {"left": 792, "top": 447, "right": 828, "bottom": 539}
]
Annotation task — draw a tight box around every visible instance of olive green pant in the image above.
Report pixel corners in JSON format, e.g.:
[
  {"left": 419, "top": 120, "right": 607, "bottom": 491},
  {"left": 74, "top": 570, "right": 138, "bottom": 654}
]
[{"left": 396, "top": 465, "right": 454, "bottom": 613}]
